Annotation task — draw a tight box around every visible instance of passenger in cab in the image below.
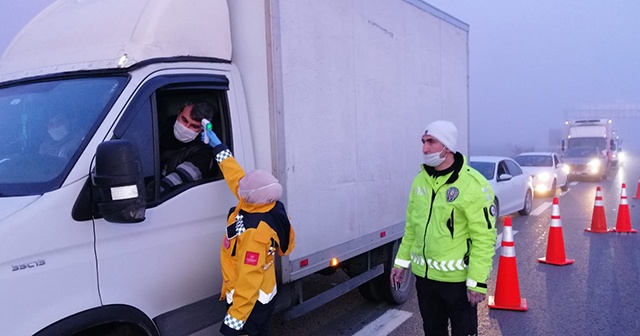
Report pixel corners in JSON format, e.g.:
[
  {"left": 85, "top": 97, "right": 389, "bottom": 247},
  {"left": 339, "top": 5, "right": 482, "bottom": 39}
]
[{"left": 39, "top": 111, "right": 82, "bottom": 159}]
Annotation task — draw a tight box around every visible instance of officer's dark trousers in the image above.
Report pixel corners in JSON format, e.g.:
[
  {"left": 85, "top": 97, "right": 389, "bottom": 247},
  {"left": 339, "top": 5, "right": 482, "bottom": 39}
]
[{"left": 415, "top": 276, "right": 478, "bottom": 336}]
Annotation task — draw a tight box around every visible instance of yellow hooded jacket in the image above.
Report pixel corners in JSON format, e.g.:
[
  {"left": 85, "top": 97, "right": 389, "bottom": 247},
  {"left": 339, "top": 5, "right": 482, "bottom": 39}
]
[{"left": 213, "top": 144, "right": 295, "bottom": 333}]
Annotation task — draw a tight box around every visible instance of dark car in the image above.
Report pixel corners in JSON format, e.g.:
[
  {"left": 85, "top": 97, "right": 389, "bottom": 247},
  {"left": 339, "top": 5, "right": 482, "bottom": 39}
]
[{"left": 562, "top": 147, "right": 608, "bottom": 181}]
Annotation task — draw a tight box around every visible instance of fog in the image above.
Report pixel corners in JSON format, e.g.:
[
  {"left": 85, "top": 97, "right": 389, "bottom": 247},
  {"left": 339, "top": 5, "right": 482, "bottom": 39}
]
[
  {"left": 2, "top": 0, "right": 639, "bottom": 156},
  {"left": 427, "top": 0, "right": 640, "bottom": 156}
]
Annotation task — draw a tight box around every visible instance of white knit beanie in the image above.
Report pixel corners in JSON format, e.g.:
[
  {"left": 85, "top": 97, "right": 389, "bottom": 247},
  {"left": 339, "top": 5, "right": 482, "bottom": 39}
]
[
  {"left": 424, "top": 120, "right": 458, "bottom": 153},
  {"left": 238, "top": 169, "right": 283, "bottom": 204}
]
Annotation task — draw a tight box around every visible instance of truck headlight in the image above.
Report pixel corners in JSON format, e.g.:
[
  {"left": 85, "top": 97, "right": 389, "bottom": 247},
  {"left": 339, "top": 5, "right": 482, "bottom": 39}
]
[
  {"left": 619, "top": 152, "right": 626, "bottom": 162},
  {"left": 588, "top": 159, "right": 601, "bottom": 174}
]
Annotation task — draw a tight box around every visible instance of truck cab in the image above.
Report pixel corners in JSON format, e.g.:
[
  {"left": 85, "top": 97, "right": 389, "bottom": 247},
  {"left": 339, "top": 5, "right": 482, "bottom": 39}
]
[
  {"left": 1, "top": 1, "right": 251, "bottom": 334},
  {"left": 561, "top": 119, "right": 614, "bottom": 171}
]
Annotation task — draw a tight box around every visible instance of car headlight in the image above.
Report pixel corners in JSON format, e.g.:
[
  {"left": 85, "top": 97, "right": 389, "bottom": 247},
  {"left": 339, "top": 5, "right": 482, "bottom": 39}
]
[
  {"left": 536, "top": 172, "right": 551, "bottom": 182},
  {"left": 562, "top": 165, "right": 570, "bottom": 174},
  {"left": 619, "top": 152, "right": 626, "bottom": 162}
]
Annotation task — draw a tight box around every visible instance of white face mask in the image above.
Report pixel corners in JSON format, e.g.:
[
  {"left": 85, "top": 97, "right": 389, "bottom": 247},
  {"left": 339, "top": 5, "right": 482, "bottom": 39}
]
[
  {"left": 173, "top": 120, "right": 199, "bottom": 143},
  {"left": 423, "top": 147, "right": 446, "bottom": 167},
  {"left": 48, "top": 125, "right": 69, "bottom": 142}
]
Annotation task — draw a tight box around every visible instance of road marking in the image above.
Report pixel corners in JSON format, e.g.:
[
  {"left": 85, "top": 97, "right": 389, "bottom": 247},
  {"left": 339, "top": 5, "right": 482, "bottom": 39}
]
[
  {"left": 495, "top": 229, "right": 519, "bottom": 250},
  {"left": 352, "top": 309, "right": 412, "bottom": 336},
  {"left": 530, "top": 202, "right": 552, "bottom": 216}
]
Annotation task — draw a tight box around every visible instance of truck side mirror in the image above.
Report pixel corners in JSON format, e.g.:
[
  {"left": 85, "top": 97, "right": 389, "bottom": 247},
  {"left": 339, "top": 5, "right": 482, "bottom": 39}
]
[
  {"left": 561, "top": 140, "right": 566, "bottom": 152},
  {"left": 91, "top": 139, "right": 146, "bottom": 223}
]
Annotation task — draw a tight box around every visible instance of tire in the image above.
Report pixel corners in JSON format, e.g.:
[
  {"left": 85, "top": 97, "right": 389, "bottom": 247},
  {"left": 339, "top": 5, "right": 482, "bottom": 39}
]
[
  {"left": 560, "top": 180, "right": 569, "bottom": 192},
  {"left": 358, "top": 281, "right": 384, "bottom": 301},
  {"left": 364, "top": 239, "right": 415, "bottom": 305},
  {"left": 380, "top": 240, "right": 415, "bottom": 304},
  {"left": 518, "top": 190, "right": 533, "bottom": 216}
]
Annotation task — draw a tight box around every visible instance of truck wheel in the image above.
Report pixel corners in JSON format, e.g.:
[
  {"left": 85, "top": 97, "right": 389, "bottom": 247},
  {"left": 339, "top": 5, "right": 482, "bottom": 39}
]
[
  {"left": 358, "top": 280, "right": 384, "bottom": 302},
  {"left": 383, "top": 266, "right": 415, "bottom": 304},
  {"left": 74, "top": 323, "right": 146, "bottom": 336},
  {"left": 373, "top": 239, "right": 415, "bottom": 304}
]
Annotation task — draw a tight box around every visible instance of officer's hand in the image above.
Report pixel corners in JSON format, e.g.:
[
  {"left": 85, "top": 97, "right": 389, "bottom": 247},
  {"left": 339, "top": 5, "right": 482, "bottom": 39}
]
[
  {"left": 390, "top": 267, "right": 405, "bottom": 288},
  {"left": 201, "top": 128, "right": 222, "bottom": 147},
  {"left": 466, "top": 289, "right": 486, "bottom": 307}
]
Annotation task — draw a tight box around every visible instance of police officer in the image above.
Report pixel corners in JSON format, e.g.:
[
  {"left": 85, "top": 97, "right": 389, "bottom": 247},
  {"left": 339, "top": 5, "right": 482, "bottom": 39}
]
[{"left": 390, "top": 120, "right": 496, "bottom": 336}]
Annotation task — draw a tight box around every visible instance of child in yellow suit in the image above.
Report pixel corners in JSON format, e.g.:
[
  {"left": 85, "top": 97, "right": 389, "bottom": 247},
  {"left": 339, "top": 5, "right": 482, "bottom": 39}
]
[{"left": 202, "top": 124, "right": 295, "bottom": 336}]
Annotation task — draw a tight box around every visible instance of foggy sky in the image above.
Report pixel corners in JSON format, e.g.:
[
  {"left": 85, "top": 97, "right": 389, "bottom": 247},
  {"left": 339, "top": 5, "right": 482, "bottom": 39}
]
[{"left": 1, "top": 0, "right": 639, "bottom": 155}]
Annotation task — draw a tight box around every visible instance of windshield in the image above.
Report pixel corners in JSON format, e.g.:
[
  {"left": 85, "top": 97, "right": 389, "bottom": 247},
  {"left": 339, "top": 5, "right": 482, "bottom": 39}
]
[
  {"left": 564, "top": 147, "right": 598, "bottom": 158},
  {"left": 0, "top": 76, "right": 126, "bottom": 196},
  {"left": 470, "top": 161, "right": 495, "bottom": 180},
  {"left": 514, "top": 155, "right": 552, "bottom": 167},
  {"left": 567, "top": 137, "right": 606, "bottom": 151}
]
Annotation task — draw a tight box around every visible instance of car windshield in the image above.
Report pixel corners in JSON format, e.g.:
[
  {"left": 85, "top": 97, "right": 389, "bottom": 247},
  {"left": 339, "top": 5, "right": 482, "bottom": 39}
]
[
  {"left": 564, "top": 147, "right": 598, "bottom": 158},
  {"left": 470, "top": 161, "right": 495, "bottom": 180},
  {"left": 0, "top": 76, "right": 126, "bottom": 196},
  {"left": 515, "top": 155, "right": 552, "bottom": 167}
]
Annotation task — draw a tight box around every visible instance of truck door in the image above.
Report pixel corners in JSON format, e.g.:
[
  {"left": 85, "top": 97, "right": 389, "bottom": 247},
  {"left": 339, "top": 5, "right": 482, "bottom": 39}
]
[{"left": 92, "top": 73, "right": 244, "bottom": 330}]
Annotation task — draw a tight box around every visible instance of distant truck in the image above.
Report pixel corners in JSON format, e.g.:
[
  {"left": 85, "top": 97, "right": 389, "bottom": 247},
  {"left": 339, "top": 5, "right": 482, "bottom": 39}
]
[
  {"left": 561, "top": 119, "right": 615, "bottom": 168},
  {"left": 0, "top": 0, "right": 470, "bottom": 335}
]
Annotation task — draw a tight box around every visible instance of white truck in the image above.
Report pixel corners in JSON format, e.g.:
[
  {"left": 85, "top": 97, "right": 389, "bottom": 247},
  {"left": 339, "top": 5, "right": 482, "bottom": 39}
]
[
  {"left": 561, "top": 119, "right": 615, "bottom": 169},
  {"left": 0, "top": 0, "right": 469, "bottom": 335}
]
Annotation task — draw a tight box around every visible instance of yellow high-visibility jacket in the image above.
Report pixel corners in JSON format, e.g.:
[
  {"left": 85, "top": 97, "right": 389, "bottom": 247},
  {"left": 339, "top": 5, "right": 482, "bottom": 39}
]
[{"left": 213, "top": 144, "right": 295, "bottom": 333}]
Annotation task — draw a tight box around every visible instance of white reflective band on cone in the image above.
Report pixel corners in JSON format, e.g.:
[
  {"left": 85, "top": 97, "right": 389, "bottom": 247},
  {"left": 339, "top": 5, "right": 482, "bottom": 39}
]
[
  {"left": 503, "top": 229, "right": 513, "bottom": 242},
  {"left": 620, "top": 186, "right": 628, "bottom": 205},
  {"left": 501, "top": 246, "right": 516, "bottom": 257}
]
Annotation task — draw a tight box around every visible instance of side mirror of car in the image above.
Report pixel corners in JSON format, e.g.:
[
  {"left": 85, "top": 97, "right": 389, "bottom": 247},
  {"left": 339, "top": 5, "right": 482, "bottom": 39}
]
[{"left": 498, "top": 173, "right": 513, "bottom": 182}]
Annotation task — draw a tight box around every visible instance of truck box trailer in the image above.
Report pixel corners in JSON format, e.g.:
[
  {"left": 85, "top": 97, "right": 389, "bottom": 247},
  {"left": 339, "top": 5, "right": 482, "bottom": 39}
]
[{"left": 0, "top": 0, "right": 469, "bottom": 334}]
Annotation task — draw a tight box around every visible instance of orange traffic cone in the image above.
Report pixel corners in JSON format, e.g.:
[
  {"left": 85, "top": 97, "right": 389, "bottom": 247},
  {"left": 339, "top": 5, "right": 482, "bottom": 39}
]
[
  {"left": 538, "top": 197, "right": 575, "bottom": 266},
  {"left": 488, "top": 216, "right": 528, "bottom": 311},
  {"left": 585, "top": 187, "right": 612, "bottom": 233},
  {"left": 613, "top": 183, "right": 637, "bottom": 233},
  {"left": 634, "top": 177, "right": 640, "bottom": 199}
]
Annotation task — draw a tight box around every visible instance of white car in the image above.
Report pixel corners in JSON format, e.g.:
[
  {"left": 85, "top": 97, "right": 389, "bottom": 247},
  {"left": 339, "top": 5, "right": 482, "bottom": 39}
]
[
  {"left": 514, "top": 152, "right": 569, "bottom": 196},
  {"left": 469, "top": 156, "right": 534, "bottom": 218}
]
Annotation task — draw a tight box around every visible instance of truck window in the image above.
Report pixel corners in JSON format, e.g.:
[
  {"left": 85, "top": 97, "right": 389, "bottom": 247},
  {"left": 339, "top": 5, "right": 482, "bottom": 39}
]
[
  {"left": 0, "top": 76, "right": 125, "bottom": 196},
  {"left": 118, "top": 86, "right": 232, "bottom": 205}
]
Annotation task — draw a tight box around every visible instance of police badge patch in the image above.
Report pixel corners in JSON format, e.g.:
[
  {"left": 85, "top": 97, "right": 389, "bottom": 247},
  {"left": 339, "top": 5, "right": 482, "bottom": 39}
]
[
  {"left": 446, "top": 187, "right": 459, "bottom": 202},
  {"left": 489, "top": 204, "right": 497, "bottom": 217}
]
